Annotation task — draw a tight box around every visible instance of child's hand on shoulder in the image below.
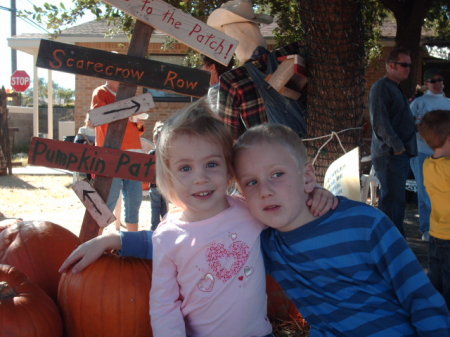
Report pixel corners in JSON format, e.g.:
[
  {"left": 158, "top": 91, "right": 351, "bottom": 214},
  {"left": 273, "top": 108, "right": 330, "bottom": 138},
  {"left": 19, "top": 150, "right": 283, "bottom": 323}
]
[
  {"left": 59, "top": 232, "right": 122, "bottom": 273},
  {"left": 307, "top": 186, "right": 338, "bottom": 217}
]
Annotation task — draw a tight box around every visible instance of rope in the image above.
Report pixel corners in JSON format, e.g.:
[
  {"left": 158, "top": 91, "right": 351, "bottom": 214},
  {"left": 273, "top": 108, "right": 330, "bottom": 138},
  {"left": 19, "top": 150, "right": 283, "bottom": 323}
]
[{"left": 303, "top": 126, "right": 363, "bottom": 165}]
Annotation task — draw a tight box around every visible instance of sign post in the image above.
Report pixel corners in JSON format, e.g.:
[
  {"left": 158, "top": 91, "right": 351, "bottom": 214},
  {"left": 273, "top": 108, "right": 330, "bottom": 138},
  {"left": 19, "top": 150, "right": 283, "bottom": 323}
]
[
  {"left": 10, "top": 70, "right": 31, "bottom": 92},
  {"left": 103, "top": 0, "right": 237, "bottom": 66},
  {"left": 89, "top": 93, "right": 155, "bottom": 127},
  {"left": 31, "top": 2, "right": 222, "bottom": 242},
  {"left": 36, "top": 39, "right": 210, "bottom": 97},
  {"left": 78, "top": 21, "right": 155, "bottom": 242},
  {"left": 72, "top": 180, "right": 117, "bottom": 228}
]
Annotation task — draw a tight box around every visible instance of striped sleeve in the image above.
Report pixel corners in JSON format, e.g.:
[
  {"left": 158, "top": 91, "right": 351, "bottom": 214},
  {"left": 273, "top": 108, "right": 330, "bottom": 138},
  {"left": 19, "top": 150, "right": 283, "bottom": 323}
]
[
  {"left": 261, "top": 198, "right": 450, "bottom": 336},
  {"left": 369, "top": 214, "right": 450, "bottom": 336}
]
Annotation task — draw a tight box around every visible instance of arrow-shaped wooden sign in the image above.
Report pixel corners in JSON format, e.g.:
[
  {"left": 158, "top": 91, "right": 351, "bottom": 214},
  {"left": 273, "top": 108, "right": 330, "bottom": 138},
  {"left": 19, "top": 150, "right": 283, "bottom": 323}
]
[
  {"left": 103, "top": 0, "right": 238, "bottom": 66},
  {"left": 36, "top": 39, "right": 210, "bottom": 97},
  {"left": 28, "top": 137, "right": 156, "bottom": 183},
  {"left": 89, "top": 92, "right": 155, "bottom": 127},
  {"left": 72, "top": 180, "right": 116, "bottom": 228}
]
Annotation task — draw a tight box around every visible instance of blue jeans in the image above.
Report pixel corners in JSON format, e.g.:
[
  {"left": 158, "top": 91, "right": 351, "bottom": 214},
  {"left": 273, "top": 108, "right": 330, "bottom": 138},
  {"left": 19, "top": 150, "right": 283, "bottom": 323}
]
[
  {"left": 107, "top": 178, "right": 142, "bottom": 224},
  {"left": 428, "top": 236, "right": 450, "bottom": 308},
  {"left": 372, "top": 153, "right": 410, "bottom": 235},
  {"left": 410, "top": 153, "right": 431, "bottom": 234},
  {"left": 150, "top": 187, "right": 167, "bottom": 230}
]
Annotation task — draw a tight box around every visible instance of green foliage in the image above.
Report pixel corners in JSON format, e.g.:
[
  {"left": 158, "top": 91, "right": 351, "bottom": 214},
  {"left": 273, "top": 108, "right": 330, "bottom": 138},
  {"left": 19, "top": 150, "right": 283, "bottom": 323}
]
[
  {"left": 254, "top": 0, "right": 304, "bottom": 47},
  {"left": 361, "top": 0, "right": 388, "bottom": 62},
  {"left": 253, "top": 0, "right": 387, "bottom": 62},
  {"left": 12, "top": 143, "right": 30, "bottom": 156},
  {"left": 21, "top": 0, "right": 450, "bottom": 67},
  {"left": 424, "top": 0, "right": 450, "bottom": 40},
  {"left": 21, "top": 0, "right": 230, "bottom": 37},
  {"left": 21, "top": 78, "right": 74, "bottom": 107}
]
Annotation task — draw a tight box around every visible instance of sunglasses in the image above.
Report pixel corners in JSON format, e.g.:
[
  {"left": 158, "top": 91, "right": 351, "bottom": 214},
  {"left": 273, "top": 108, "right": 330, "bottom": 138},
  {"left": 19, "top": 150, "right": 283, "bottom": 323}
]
[
  {"left": 393, "top": 62, "right": 412, "bottom": 68},
  {"left": 426, "top": 78, "right": 444, "bottom": 84}
]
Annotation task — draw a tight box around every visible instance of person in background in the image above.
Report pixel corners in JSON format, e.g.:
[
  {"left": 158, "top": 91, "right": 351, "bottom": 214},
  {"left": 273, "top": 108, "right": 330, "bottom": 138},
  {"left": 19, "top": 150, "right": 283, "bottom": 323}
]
[
  {"left": 409, "top": 68, "right": 450, "bottom": 241},
  {"left": 74, "top": 113, "right": 95, "bottom": 145},
  {"left": 149, "top": 121, "right": 167, "bottom": 231},
  {"left": 91, "top": 79, "right": 143, "bottom": 232},
  {"left": 73, "top": 113, "right": 96, "bottom": 181},
  {"left": 368, "top": 47, "right": 417, "bottom": 236},
  {"left": 202, "top": 55, "right": 235, "bottom": 114},
  {"left": 419, "top": 109, "right": 450, "bottom": 308},
  {"left": 233, "top": 123, "right": 450, "bottom": 336}
]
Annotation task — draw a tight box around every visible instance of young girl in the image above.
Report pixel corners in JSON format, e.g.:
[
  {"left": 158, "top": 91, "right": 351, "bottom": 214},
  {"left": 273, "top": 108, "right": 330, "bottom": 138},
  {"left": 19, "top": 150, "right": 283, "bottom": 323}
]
[
  {"left": 60, "top": 99, "right": 336, "bottom": 337},
  {"left": 150, "top": 100, "right": 272, "bottom": 337}
]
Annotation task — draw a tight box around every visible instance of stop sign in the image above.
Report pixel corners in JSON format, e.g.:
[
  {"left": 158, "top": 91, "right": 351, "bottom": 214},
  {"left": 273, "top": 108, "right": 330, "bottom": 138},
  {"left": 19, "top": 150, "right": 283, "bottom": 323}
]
[{"left": 11, "top": 70, "right": 31, "bottom": 92}]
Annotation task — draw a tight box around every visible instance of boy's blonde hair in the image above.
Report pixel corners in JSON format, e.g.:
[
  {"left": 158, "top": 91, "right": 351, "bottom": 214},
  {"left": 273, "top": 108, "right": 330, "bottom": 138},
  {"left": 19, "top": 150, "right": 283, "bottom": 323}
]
[
  {"left": 233, "top": 124, "right": 308, "bottom": 169},
  {"left": 156, "top": 99, "right": 233, "bottom": 204},
  {"left": 418, "top": 110, "right": 450, "bottom": 150}
]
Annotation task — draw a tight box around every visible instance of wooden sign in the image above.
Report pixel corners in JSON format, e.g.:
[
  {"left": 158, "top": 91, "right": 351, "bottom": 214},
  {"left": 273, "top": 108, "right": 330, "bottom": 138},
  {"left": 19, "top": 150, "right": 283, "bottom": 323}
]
[
  {"left": 89, "top": 93, "right": 155, "bottom": 127},
  {"left": 324, "top": 147, "right": 360, "bottom": 201},
  {"left": 72, "top": 180, "right": 116, "bottom": 228},
  {"left": 28, "top": 137, "right": 156, "bottom": 183},
  {"left": 78, "top": 20, "right": 154, "bottom": 243},
  {"left": 266, "top": 55, "right": 307, "bottom": 100},
  {"left": 103, "top": 0, "right": 237, "bottom": 66},
  {"left": 36, "top": 39, "right": 210, "bottom": 97}
]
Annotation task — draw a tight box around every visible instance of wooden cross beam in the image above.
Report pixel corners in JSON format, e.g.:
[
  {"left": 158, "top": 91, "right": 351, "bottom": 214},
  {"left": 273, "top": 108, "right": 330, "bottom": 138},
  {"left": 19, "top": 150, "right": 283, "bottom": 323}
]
[{"left": 79, "top": 21, "right": 154, "bottom": 242}]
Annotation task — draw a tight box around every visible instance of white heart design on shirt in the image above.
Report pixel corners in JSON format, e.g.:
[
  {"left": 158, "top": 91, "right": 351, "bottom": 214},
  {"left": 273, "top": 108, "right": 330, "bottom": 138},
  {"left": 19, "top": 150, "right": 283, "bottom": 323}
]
[{"left": 197, "top": 273, "right": 215, "bottom": 292}]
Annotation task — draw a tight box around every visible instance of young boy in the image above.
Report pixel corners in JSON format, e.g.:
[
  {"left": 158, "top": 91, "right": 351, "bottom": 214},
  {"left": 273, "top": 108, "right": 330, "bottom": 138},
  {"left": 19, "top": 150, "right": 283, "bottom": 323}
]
[
  {"left": 418, "top": 109, "right": 450, "bottom": 308},
  {"left": 232, "top": 123, "right": 450, "bottom": 336}
]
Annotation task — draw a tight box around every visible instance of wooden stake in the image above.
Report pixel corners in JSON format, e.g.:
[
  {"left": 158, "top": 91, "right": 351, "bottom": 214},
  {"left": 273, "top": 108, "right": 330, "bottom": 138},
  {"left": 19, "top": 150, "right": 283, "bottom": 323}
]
[{"left": 79, "top": 21, "right": 154, "bottom": 242}]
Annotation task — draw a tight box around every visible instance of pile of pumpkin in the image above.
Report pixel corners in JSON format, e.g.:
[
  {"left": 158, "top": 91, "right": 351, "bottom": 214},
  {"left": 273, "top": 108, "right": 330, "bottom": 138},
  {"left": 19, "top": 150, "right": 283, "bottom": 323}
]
[
  {"left": 0, "top": 220, "right": 152, "bottom": 337},
  {"left": 0, "top": 220, "right": 307, "bottom": 337}
]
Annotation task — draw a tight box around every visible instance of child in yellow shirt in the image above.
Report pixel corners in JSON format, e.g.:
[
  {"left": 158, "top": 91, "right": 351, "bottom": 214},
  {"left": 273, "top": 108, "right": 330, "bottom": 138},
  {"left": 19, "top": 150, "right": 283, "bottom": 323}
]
[{"left": 419, "top": 109, "right": 450, "bottom": 308}]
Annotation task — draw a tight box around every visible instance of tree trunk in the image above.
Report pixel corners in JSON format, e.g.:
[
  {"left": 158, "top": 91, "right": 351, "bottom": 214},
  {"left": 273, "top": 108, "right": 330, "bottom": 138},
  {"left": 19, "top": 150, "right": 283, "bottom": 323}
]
[{"left": 298, "top": 0, "right": 365, "bottom": 182}]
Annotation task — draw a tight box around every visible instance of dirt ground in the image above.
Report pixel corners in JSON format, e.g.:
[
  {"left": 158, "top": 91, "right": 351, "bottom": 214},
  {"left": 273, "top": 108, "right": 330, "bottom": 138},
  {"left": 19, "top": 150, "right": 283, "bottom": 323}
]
[{"left": 0, "top": 172, "right": 152, "bottom": 235}]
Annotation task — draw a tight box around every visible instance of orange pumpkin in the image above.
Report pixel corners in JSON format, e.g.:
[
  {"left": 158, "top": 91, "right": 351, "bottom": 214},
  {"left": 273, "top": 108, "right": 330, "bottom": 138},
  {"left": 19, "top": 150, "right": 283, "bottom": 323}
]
[
  {"left": 58, "top": 254, "right": 153, "bottom": 337},
  {"left": 0, "top": 264, "right": 63, "bottom": 337},
  {"left": 0, "top": 220, "right": 80, "bottom": 301},
  {"left": 266, "top": 274, "right": 307, "bottom": 323}
]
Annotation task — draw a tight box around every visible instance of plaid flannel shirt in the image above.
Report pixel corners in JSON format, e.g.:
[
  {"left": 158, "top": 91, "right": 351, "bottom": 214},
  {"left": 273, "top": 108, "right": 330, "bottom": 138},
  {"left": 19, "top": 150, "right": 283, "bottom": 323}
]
[{"left": 217, "top": 43, "right": 306, "bottom": 139}]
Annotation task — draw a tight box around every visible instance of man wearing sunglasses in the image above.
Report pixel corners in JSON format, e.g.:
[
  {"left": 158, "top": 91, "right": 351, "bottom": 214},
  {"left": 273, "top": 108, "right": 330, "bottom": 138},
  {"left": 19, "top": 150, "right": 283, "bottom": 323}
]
[
  {"left": 369, "top": 47, "right": 418, "bottom": 236},
  {"left": 409, "top": 68, "right": 450, "bottom": 241}
]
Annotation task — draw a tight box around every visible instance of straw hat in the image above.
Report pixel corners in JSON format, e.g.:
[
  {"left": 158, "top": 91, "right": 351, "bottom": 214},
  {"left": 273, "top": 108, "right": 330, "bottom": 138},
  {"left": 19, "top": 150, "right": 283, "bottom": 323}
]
[{"left": 207, "top": 0, "right": 273, "bottom": 31}]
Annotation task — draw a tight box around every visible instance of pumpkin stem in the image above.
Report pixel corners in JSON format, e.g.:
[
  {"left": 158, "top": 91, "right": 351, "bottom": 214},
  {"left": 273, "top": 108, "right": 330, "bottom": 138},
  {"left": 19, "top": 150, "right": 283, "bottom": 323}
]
[{"left": 0, "top": 281, "right": 17, "bottom": 300}]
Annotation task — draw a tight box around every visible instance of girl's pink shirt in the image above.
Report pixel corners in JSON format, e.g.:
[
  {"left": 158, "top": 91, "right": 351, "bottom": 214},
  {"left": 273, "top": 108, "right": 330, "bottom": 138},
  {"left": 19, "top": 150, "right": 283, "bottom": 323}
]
[{"left": 151, "top": 196, "right": 272, "bottom": 337}]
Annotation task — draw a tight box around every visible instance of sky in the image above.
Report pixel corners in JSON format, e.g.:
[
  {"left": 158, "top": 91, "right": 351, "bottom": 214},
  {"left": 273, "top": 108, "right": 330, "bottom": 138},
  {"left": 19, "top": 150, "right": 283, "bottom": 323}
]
[{"left": 1, "top": 0, "right": 95, "bottom": 91}]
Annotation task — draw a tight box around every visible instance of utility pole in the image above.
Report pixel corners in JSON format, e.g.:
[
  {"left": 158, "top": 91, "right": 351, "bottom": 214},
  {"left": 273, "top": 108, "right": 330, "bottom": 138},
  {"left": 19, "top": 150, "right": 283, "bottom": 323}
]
[{"left": 11, "top": 0, "right": 17, "bottom": 73}]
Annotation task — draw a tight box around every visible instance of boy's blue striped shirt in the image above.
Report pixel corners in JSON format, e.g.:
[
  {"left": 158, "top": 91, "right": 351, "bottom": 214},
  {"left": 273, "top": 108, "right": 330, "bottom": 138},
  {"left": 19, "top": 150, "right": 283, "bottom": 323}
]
[{"left": 261, "top": 197, "right": 450, "bottom": 336}]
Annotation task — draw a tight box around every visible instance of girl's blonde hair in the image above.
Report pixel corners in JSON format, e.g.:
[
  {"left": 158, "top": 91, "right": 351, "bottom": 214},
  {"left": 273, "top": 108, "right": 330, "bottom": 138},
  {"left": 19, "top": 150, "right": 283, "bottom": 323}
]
[{"left": 156, "top": 99, "right": 233, "bottom": 205}]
